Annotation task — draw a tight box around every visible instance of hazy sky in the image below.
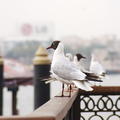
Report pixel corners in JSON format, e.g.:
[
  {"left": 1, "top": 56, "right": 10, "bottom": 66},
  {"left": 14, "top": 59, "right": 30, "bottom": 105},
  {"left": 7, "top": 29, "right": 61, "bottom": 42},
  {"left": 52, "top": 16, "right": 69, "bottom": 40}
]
[{"left": 0, "top": 0, "right": 120, "bottom": 39}]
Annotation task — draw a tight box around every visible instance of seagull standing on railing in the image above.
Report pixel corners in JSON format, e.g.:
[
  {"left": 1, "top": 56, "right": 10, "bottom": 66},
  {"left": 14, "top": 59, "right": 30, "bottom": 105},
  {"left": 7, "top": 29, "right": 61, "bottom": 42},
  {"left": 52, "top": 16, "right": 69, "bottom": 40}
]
[
  {"left": 47, "top": 41, "right": 102, "bottom": 97},
  {"left": 73, "top": 53, "right": 86, "bottom": 71},
  {"left": 73, "top": 53, "right": 106, "bottom": 81}
]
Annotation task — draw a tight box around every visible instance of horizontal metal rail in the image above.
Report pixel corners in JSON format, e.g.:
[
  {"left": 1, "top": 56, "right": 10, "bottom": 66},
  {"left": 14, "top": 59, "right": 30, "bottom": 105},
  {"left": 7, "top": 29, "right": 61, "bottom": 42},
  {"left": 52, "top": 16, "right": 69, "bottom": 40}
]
[
  {"left": 0, "top": 89, "right": 79, "bottom": 120},
  {"left": 79, "top": 86, "right": 120, "bottom": 95},
  {"left": 1, "top": 86, "right": 120, "bottom": 120}
]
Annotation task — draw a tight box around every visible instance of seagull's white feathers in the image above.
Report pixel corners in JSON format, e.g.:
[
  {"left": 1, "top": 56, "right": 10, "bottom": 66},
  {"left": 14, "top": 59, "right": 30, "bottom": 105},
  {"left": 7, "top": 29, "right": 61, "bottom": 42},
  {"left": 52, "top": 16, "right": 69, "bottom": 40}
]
[
  {"left": 90, "top": 55, "right": 106, "bottom": 76},
  {"left": 52, "top": 54, "right": 86, "bottom": 81},
  {"left": 45, "top": 79, "right": 55, "bottom": 84},
  {"left": 50, "top": 69, "right": 73, "bottom": 84},
  {"left": 45, "top": 73, "right": 57, "bottom": 84},
  {"left": 66, "top": 53, "right": 73, "bottom": 61},
  {"left": 72, "top": 81, "right": 93, "bottom": 91}
]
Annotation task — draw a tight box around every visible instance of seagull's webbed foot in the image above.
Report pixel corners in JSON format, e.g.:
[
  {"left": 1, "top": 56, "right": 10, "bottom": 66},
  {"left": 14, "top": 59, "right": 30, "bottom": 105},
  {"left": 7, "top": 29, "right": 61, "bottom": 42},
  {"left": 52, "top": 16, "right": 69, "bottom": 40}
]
[{"left": 68, "top": 85, "right": 72, "bottom": 97}]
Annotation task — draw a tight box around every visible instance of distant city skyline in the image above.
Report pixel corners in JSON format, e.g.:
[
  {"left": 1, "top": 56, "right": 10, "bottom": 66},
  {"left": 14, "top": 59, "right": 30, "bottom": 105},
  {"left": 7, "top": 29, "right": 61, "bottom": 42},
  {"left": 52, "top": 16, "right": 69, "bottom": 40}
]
[{"left": 0, "top": 0, "right": 120, "bottom": 40}]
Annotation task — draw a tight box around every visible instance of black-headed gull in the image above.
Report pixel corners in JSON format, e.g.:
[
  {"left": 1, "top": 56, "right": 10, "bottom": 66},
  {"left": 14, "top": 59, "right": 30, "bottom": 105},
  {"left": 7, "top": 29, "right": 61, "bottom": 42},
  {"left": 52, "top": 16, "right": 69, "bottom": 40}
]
[
  {"left": 74, "top": 53, "right": 106, "bottom": 81},
  {"left": 47, "top": 41, "right": 96, "bottom": 97},
  {"left": 73, "top": 53, "right": 86, "bottom": 71}
]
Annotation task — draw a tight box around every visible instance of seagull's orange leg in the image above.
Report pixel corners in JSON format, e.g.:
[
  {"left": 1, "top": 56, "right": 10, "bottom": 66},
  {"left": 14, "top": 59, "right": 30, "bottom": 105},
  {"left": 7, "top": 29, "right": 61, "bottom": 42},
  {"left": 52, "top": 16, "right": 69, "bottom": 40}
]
[{"left": 68, "top": 85, "right": 72, "bottom": 97}]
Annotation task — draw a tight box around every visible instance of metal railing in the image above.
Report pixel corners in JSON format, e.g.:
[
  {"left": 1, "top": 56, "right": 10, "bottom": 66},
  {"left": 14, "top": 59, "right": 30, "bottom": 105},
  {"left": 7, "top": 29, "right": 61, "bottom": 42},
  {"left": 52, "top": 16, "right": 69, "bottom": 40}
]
[
  {"left": 4, "top": 77, "right": 33, "bottom": 115},
  {"left": 79, "top": 86, "right": 120, "bottom": 120},
  {"left": 0, "top": 89, "right": 79, "bottom": 120},
  {"left": 0, "top": 86, "right": 120, "bottom": 120}
]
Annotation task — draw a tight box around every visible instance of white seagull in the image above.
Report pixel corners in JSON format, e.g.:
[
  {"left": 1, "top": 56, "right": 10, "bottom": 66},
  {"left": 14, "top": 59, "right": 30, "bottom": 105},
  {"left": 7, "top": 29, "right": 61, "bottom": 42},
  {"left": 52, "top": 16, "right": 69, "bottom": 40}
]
[
  {"left": 47, "top": 41, "right": 98, "bottom": 97},
  {"left": 74, "top": 53, "right": 106, "bottom": 81},
  {"left": 90, "top": 54, "right": 106, "bottom": 79},
  {"left": 73, "top": 53, "right": 86, "bottom": 71}
]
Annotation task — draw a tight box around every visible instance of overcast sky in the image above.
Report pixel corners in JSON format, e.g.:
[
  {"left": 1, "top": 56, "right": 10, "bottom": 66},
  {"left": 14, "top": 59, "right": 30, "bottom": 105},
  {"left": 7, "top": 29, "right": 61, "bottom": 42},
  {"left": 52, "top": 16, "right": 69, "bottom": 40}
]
[{"left": 0, "top": 0, "right": 120, "bottom": 39}]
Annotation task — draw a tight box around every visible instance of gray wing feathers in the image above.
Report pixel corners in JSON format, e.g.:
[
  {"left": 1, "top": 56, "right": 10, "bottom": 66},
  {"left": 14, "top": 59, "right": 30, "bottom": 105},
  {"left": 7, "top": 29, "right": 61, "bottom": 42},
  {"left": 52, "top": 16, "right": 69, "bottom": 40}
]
[{"left": 52, "top": 62, "right": 86, "bottom": 81}]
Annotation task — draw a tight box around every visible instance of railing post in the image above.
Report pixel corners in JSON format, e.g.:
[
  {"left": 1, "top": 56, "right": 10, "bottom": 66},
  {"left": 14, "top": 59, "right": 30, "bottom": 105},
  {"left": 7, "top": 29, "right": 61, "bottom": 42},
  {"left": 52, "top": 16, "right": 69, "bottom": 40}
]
[
  {"left": 8, "top": 86, "right": 19, "bottom": 115},
  {"left": 72, "top": 94, "right": 80, "bottom": 120},
  {"left": 0, "top": 56, "right": 3, "bottom": 115},
  {"left": 33, "top": 46, "right": 51, "bottom": 109}
]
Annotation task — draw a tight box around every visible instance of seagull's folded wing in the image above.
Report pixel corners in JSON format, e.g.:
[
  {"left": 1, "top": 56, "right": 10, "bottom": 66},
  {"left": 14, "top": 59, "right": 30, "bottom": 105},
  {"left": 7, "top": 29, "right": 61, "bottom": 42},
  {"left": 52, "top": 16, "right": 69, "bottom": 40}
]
[{"left": 52, "top": 58, "right": 86, "bottom": 81}]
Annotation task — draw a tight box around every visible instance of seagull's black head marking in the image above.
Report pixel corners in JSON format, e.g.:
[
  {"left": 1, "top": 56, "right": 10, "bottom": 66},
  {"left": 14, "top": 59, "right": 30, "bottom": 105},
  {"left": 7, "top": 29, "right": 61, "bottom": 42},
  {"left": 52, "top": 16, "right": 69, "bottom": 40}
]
[
  {"left": 76, "top": 53, "right": 86, "bottom": 61},
  {"left": 47, "top": 41, "right": 61, "bottom": 50}
]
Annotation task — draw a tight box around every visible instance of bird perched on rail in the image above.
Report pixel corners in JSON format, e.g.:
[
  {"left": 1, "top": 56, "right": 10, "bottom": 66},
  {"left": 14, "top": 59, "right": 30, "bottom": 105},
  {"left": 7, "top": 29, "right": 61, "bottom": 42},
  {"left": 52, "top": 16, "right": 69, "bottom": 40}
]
[
  {"left": 73, "top": 53, "right": 86, "bottom": 71},
  {"left": 73, "top": 53, "right": 106, "bottom": 81},
  {"left": 47, "top": 41, "right": 102, "bottom": 97}
]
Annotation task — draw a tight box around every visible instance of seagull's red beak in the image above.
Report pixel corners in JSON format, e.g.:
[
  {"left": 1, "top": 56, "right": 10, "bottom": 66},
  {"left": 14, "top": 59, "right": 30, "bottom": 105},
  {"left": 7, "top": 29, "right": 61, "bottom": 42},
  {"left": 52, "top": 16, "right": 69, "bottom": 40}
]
[
  {"left": 47, "top": 46, "right": 52, "bottom": 49},
  {"left": 82, "top": 56, "right": 86, "bottom": 59}
]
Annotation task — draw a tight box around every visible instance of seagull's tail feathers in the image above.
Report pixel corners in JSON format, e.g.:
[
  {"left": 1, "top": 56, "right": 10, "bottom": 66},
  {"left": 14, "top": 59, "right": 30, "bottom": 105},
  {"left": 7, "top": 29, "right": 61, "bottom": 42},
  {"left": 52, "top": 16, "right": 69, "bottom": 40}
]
[
  {"left": 45, "top": 79, "right": 56, "bottom": 84},
  {"left": 100, "top": 75, "right": 109, "bottom": 81},
  {"left": 99, "top": 73, "right": 107, "bottom": 80},
  {"left": 72, "top": 81, "right": 93, "bottom": 91},
  {"left": 40, "top": 74, "right": 57, "bottom": 84},
  {"left": 83, "top": 71, "right": 99, "bottom": 79},
  {"left": 86, "top": 77, "right": 103, "bottom": 82},
  {"left": 83, "top": 71, "right": 104, "bottom": 82}
]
